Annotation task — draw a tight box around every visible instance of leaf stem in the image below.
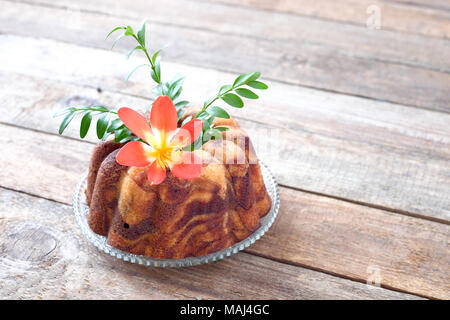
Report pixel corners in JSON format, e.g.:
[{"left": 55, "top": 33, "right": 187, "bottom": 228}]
[
  {"left": 73, "top": 107, "right": 117, "bottom": 114},
  {"left": 200, "top": 83, "right": 244, "bottom": 114},
  {"left": 131, "top": 34, "right": 165, "bottom": 95}
]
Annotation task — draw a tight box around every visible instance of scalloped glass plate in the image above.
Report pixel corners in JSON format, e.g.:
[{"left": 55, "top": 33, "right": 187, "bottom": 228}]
[{"left": 72, "top": 162, "right": 280, "bottom": 267}]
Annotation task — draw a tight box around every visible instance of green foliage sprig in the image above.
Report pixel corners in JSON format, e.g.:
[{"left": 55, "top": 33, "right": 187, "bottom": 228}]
[
  {"left": 192, "top": 72, "right": 268, "bottom": 144},
  {"left": 107, "top": 20, "right": 162, "bottom": 87},
  {"left": 54, "top": 19, "right": 269, "bottom": 147},
  {"left": 107, "top": 20, "right": 188, "bottom": 110},
  {"left": 54, "top": 106, "right": 139, "bottom": 143}
]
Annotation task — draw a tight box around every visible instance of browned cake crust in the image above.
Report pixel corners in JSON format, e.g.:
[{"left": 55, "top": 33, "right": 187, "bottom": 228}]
[
  {"left": 85, "top": 139, "right": 123, "bottom": 206},
  {"left": 86, "top": 112, "right": 271, "bottom": 258}
]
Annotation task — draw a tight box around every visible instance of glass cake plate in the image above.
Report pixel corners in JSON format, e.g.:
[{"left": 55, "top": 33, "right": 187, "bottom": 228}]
[{"left": 72, "top": 161, "right": 280, "bottom": 267}]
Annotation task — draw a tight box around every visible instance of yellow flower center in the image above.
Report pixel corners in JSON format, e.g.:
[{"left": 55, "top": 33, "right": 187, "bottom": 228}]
[
  {"left": 154, "top": 145, "right": 176, "bottom": 169},
  {"left": 145, "top": 130, "right": 183, "bottom": 169}
]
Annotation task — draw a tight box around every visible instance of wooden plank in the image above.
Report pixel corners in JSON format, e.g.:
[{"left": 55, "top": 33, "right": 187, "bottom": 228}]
[
  {"left": 1, "top": 189, "right": 415, "bottom": 300},
  {"left": 1, "top": 1, "right": 450, "bottom": 112},
  {"left": 248, "top": 188, "right": 450, "bottom": 300},
  {"left": 207, "top": 0, "right": 450, "bottom": 39},
  {"left": 1, "top": 36, "right": 450, "bottom": 222},
  {"left": 0, "top": 123, "right": 446, "bottom": 298},
  {"left": 388, "top": 0, "right": 450, "bottom": 11},
  {"left": 19, "top": 0, "right": 450, "bottom": 72}
]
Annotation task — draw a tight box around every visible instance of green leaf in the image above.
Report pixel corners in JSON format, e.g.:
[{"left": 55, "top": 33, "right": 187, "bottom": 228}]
[
  {"left": 111, "top": 128, "right": 121, "bottom": 140},
  {"left": 105, "top": 26, "right": 125, "bottom": 40},
  {"left": 203, "top": 128, "right": 223, "bottom": 142},
  {"left": 119, "top": 136, "right": 134, "bottom": 143},
  {"left": 195, "top": 131, "right": 204, "bottom": 149},
  {"left": 207, "top": 106, "right": 230, "bottom": 119},
  {"left": 101, "top": 131, "right": 112, "bottom": 141},
  {"left": 195, "top": 110, "right": 209, "bottom": 119},
  {"left": 122, "top": 127, "right": 134, "bottom": 142},
  {"left": 221, "top": 93, "right": 244, "bottom": 108},
  {"left": 152, "top": 49, "right": 162, "bottom": 65},
  {"left": 219, "top": 85, "right": 232, "bottom": 95},
  {"left": 115, "top": 136, "right": 124, "bottom": 143},
  {"left": 107, "top": 118, "right": 123, "bottom": 133},
  {"left": 150, "top": 58, "right": 161, "bottom": 82},
  {"left": 247, "top": 80, "right": 268, "bottom": 90},
  {"left": 232, "top": 72, "right": 260, "bottom": 88},
  {"left": 136, "top": 19, "right": 147, "bottom": 46},
  {"left": 168, "top": 75, "right": 184, "bottom": 91},
  {"left": 126, "top": 64, "right": 149, "bottom": 81},
  {"left": 171, "top": 86, "right": 182, "bottom": 101},
  {"left": 124, "top": 25, "right": 134, "bottom": 36},
  {"left": 168, "top": 76, "right": 184, "bottom": 100},
  {"left": 90, "top": 105, "right": 110, "bottom": 112},
  {"left": 96, "top": 113, "right": 110, "bottom": 139},
  {"left": 155, "top": 58, "right": 161, "bottom": 80},
  {"left": 58, "top": 111, "right": 75, "bottom": 134},
  {"left": 119, "top": 136, "right": 139, "bottom": 143},
  {"left": 247, "top": 71, "right": 261, "bottom": 82},
  {"left": 175, "top": 100, "right": 189, "bottom": 109},
  {"left": 114, "top": 128, "right": 129, "bottom": 142},
  {"left": 80, "top": 112, "right": 92, "bottom": 138},
  {"left": 235, "top": 88, "right": 258, "bottom": 99},
  {"left": 151, "top": 69, "right": 158, "bottom": 82},
  {"left": 214, "top": 126, "right": 229, "bottom": 132},
  {"left": 151, "top": 44, "right": 168, "bottom": 64},
  {"left": 126, "top": 45, "right": 144, "bottom": 60},
  {"left": 203, "top": 116, "right": 214, "bottom": 130}
]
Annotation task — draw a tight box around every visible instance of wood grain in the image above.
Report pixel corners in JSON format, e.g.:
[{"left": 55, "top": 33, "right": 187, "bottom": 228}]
[
  {"left": 0, "top": 123, "right": 447, "bottom": 298},
  {"left": 1, "top": 0, "right": 447, "bottom": 301},
  {"left": 387, "top": 0, "right": 450, "bottom": 11},
  {"left": 248, "top": 188, "right": 450, "bottom": 299},
  {"left": 0, "top": 188, "right": 420, "bottom": 300},
  {"left": 1, "top": 36, "right": 449, "bottom": 222},
  {"left": 207, "top": 0, "right": 450, "bottom": 39},
  {"left": 19, "top": 0, "right": 450, "bottom": 71},
  {"left": 1, "top": 1, "right": 450, "bottom": 112}
]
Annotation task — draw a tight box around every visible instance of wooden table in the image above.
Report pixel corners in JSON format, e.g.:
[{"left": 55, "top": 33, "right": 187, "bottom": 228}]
[{"left": 0, "top": 0, "right": 449, "bottom": 300}]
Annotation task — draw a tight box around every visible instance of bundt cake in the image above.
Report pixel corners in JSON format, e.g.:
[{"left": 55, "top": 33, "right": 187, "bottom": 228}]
[{"left": 85, "top": 105, "right": 272, "bottom": 259}]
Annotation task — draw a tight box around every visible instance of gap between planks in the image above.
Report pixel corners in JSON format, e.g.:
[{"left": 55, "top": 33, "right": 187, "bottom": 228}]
[
  {"left": 387, "top": 0, "right": 450, "bottom": 12},
  {"left": 246, "top": 251, "right": 432, "bottom": 300}
]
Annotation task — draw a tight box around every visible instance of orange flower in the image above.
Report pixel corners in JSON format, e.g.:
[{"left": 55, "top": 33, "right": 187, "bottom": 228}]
[{"left": 116, "top": 96, "right": 203, "bottom": 185}]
